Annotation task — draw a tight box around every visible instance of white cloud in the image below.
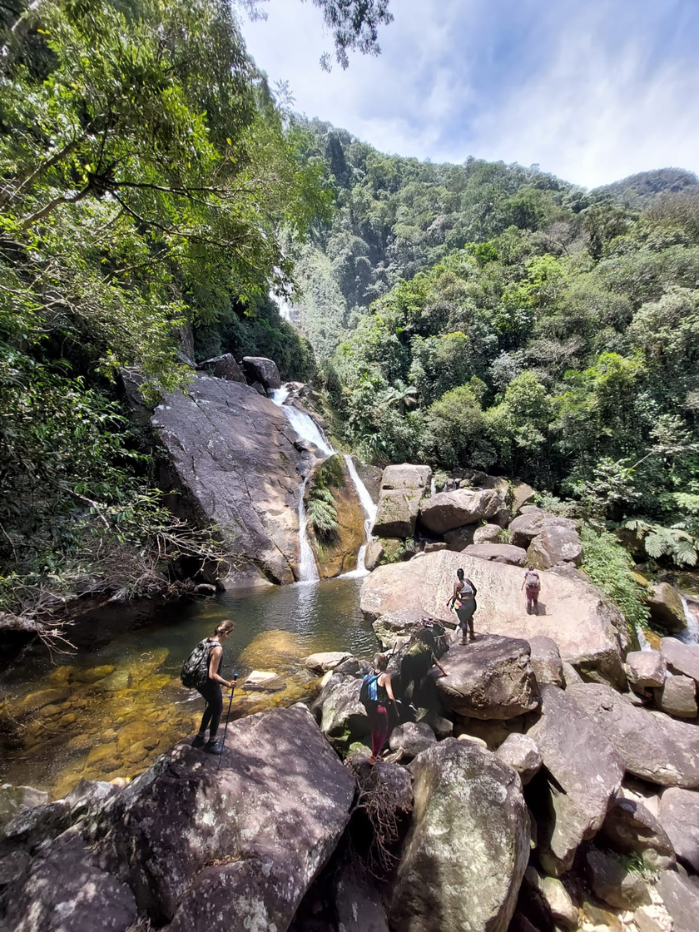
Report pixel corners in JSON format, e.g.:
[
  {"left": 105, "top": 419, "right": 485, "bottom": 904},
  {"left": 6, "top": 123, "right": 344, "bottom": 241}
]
[{"left": 240, "top": 0, "right": 699, "bottom": 187}]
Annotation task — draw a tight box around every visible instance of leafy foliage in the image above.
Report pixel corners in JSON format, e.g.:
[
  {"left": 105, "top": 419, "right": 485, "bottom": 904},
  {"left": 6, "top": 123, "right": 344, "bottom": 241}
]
[{"left": 580, "top": 524, "right": 651, "bottom": 633}]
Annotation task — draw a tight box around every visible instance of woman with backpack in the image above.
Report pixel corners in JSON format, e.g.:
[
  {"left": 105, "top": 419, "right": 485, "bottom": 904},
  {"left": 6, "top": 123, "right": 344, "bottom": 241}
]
[
  {"left": 522, "top": 566, "right": 541, "bottom": 615},
  {"left": 189, "top": 619, "right": 236, "bottom": 754},
  {"left": 363, "top": 653, "right": 398, "bottom": 764},
  {"left": 447, "top": 567, "right": 477, "bottom": 644}
]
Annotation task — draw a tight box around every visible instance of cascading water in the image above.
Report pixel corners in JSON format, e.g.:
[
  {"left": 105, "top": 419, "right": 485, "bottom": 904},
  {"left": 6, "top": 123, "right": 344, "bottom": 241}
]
[
  {"left": 635, "top": 625, "right": 652, "bottom": 651},
  {"left": 271, "top": 386, "right": 377, "bottom": 580},
  {"left": 678, "top": 593, "right": 699, "bottom": 645},
  {"left": 341, "top": 454, "right": 377, "bottom": 578}
]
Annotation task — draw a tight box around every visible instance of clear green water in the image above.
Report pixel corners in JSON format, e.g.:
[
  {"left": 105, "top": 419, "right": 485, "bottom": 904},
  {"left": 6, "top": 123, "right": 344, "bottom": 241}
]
[{"left": 0, "top": 578, "right": 374, "bottom": 796}]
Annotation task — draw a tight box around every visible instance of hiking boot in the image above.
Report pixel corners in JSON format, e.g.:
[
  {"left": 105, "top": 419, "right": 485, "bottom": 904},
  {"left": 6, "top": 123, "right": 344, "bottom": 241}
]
[
  {"left": 191, "top": 733, "right": 207, "bottom": 748},
  {"left": 204, "top": 739, "right": 223, "bottom": 755}
]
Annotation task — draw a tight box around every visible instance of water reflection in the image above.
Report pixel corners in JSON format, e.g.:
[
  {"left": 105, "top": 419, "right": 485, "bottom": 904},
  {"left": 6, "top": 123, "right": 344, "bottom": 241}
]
[{"left": 0, "top": 577, "right": 373, "bottom": 796}]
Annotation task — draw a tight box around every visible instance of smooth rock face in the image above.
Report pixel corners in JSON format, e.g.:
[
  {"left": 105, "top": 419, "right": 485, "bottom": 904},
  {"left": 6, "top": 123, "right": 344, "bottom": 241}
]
[
  {"left": 365, "top": 539, "right": 385, "bottom": 571},
  {"left": 660, "top": 637, "right": 699, "bottom": 683},
  {"left": 436, "top": 635, "right": 540, "bottom": 720},
  {"left": 653, "top": 672, "right": 698, "bottom": 718},
  {"left": 152, "top": 376, "right": 310, "bottom": 585},
  {"left": 0, "top": 784, "right": 49, "bottom": 832},
  {"left": 527, "top": 685, "right": 625, "bottom": 875},
  {"left": 648, "top": 584, "right": 686, "bottom": 632},
  {"left": 528, "top": 636, "right": 564, "bottom": 687},
  {"left": 496, "top": 734, "right": 542, "bottom": 785},
  {"left": 585, "top": 848, "right": 651, "bottom": 910},
  {"left": 473, "top": 524, "right": 504, "bottom": 544},
  {"left": 463, "top": 543, "right": 528, "bottom": 566},
  {"left": 389, "top": 721, "right": 437, "bottom": 758},
  {"left": 241, "top": 355, "right": 282, "bottom": 390},
  {"left": 568, "top": 681, "right": 699, "bottom": 788},
  {"left": 390, "top": 740, "right": 529, "bottom": 932},
  {"left": 108, "top": 707, "right": 356, "bottom": 927},
  {"left": 508, "top": 508, "right": 579, "bottom": 549},
  {"left": 527, "top": 525, "right": 583, "bottom": 569},
  {"left": 360, "top": 551, "right": 628, "bottom": 686},
  {"left": 656, "top": 870, "right": 699, "bottom": 932},
  {"left": 657, "top": 787, "right": 699, "bottom": 871},
  {"left": 600, "top": 797, "right": 676, "bottom": 870},
  {"left": 419, "top": 489, "right": 505, "bottom": 535},
  {"left": 373, "top": 464, "right": 432, "bottom": 539},
  {"left": 196, "top": 353, "right": 246, "bottom": 382},
  {"left": 626, "top": 650, "right": 667, "bottom": 689}
]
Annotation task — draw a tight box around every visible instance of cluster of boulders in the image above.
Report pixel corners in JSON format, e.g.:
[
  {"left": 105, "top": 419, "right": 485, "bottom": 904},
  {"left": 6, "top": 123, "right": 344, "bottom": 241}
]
[{"left": 366, "top": 464, "right": 583, "bottom": 573}]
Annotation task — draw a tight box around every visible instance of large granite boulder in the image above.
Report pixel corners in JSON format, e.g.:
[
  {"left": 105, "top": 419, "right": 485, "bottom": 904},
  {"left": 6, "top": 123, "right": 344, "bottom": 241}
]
[
  {"left": 626, "top": 650, "right": 667, "bottom": 689},
  {"left": 660, "top": 637, "right": 699, "bottom": 683},
  {"left": 360, "top": 551, "right": 628, "bottom": 686},
  {"left": 241, "top": 355, "right": 282, "bottom": 390},
  {"left": 152, "top": 376, "right": 313, "bottom": 585},
  {"left": 2, "top": 708, "right": 356, "bottom": 932},
  {"left": 648, "top": 583, "right": 686, "bottom": 632},
  {"left": 528, "top": 635, "right": 564, "bottom": 687},
  {"left": 436, "top": 635, "right": 539, "bottom": 720},
  {"left": 599, "top": 796, "right": 676, "bottom": 871},
  {"left": 511, "top": 482, "right": 536, "bottom": 515},
  {"left": 419, "top": 488, "right": 505, "bottom": 535},
  {"left": 568, "top": 681, "right": 699, "bottom": 788},
  {"left": 496, "top": 734, "right": 542, "bottom": 785},
  {"left": 508, "top": 508, "right": 579, "bottom": 549},
  {"left": 389, "top": 721, "right": 437, "bottom": 758},
  {"left": 372, "top": 464, "right": 431, "bottom": 539},
  {"left": 390, "top": 740, "right": 529, "bottom": 932},
  {"left": 312, "top": 674, "right": 369, "bottom": 748},
  {"left": 527, "top": 525, "right": 583, "bottom": 569},
  {"left": 372, "top": 607, "right": 427, "bottom": 650},
  {"left": 332, "top": 863, "right": 389, "bottom": 932},
  {"left": 463, "top": 542, "right": 528, "bottom": 566},
  {"left": 523, "top": 867, "right": 578, "bottom": 931},
  {"left": 657, "top": 870, "right": 699, "bottom": 932},
  {"left": 196, "top": 353, "right": 246, "bottom": 382},
  {"left": 657, "top": 787, "right": 699, "bottom": 871},
  {"left": 527, "top": 684, "right": 625, "bottom": 875},
  {"left": 443, "top": 525, "right": 476, "bottom": 552},
  {"left": 653, "top": 672, "right": 698, "bottom": 718},
  {"left": 473, "top": 523, "right": 504, "bottom": 544}
]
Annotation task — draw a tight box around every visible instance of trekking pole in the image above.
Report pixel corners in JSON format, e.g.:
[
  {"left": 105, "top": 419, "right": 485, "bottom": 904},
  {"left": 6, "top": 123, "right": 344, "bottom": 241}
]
[{"left": 217, "top": 673, "right": 238, "bottom": 771}]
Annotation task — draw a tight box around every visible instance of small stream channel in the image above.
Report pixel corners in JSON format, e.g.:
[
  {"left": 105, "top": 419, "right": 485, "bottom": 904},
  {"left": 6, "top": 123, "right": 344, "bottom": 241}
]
[{"left": 0, "top": 577, "right": 374, "bottom": 798}]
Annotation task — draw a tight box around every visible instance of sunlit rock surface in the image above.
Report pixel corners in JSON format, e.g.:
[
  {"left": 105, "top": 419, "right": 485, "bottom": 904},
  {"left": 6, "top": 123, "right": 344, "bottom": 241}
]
[{"left": 361, "top": 551, "right": 628, "bottom": 684}]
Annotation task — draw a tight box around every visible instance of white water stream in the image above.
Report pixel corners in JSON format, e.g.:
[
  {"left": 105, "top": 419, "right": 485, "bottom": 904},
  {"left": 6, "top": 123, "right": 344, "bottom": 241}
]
[
  {"left": 678, "top": 594, "right": 699, "bottom": 645},
  {"left": 270, "top": 387, "right": 376, "bottom": 582}
]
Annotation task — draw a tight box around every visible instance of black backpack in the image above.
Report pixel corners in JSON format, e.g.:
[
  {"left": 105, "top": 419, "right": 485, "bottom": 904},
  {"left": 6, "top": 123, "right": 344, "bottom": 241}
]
[{"left": 181, "top": 639, "right": 213, "bottom": 690}]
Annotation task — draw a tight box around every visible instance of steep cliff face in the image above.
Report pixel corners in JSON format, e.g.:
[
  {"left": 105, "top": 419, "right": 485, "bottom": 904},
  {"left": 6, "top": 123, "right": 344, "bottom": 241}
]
[{"left": 152, "top": 375, "right": 315, "bottom": 586}]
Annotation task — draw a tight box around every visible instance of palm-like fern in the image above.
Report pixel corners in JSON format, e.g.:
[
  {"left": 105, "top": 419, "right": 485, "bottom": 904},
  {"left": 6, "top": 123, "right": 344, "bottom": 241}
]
[
  {"left": 306, "top": 487, "right": 339, "bottom": 538},
  {"left": 622, "top": 518, "right": 698, "bottom": 566}
]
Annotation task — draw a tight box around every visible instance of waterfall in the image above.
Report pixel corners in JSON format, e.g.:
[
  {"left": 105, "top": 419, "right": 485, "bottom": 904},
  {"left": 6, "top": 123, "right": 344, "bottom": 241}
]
[
  {"left": 297, "top": 475, "right": 319, "bottom": 583},
  {"left": 270, "top": 389, "right": 333, "bottom": 457},
  {"left": 430, "top": 477, "right": 436, "bottom": 497},
  {"left": 678, "top": 593, "right": 699, "bottom": 645},
  {"left": 635, "top": 625, "right": 652, "bottom": 651},
  {"left": 341, "top": 454, "right": 377, "bottom": 578}
]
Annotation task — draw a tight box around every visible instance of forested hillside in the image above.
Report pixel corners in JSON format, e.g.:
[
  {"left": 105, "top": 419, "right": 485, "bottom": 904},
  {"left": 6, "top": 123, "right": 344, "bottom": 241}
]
[{"left": 289, "top": 123, "right": 699, "bottom": 564}]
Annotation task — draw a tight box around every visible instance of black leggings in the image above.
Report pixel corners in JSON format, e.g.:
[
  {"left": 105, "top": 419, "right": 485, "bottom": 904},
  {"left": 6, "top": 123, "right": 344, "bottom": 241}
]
[{"left": 197, "top": 681, "right": 223, "bottom": 738}]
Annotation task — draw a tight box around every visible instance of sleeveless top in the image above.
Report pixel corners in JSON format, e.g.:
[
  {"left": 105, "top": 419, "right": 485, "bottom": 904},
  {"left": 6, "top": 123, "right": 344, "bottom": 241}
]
[{"left": 458, "top": 580, "right": 475, "bottom": 601}]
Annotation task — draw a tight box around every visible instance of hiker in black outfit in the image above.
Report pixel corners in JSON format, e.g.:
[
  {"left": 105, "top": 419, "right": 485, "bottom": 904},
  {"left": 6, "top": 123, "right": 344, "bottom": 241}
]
[
  {"left": 447, "top": 567, "right": 477, "bottom": 643},
  {"left": 192, "top": 619, "right": 236, "bottom": 754}
]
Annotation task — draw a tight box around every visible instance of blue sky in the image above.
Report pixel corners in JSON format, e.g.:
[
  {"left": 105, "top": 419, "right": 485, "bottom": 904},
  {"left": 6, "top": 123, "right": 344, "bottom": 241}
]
[{"left": 241, "top": 0, "right": 699, "bottom": 188}]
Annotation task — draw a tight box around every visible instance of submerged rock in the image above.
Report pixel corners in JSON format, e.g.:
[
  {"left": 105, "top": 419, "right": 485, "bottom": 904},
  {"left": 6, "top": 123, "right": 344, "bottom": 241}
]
[
  {"left": 390, "top": 739, "right": 529, "bottom": 932},
  {"left": 361, "top": 551, "right": 628, "bottom": 686}
]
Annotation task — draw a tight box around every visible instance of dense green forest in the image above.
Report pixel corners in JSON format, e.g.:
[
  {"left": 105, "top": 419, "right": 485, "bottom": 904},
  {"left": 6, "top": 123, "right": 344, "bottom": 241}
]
[
  {"left": 2, "top": 0, "right": 699, "bottom": 621},
  {"left": 286, "top": 122, "right": 699, "bottom": 566}
]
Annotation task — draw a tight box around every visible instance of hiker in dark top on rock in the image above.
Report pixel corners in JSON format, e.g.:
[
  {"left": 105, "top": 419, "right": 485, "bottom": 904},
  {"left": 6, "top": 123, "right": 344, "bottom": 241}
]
[
  {"left": 522, "top": 566, "right": 541, "bottom": 615},
  {"left": 396, "top": 620, "right": 447, "bottom": 711},
  {"left": 183, "top": 619, "right": 236, "bottom": 754},
  {"left": 447, "top": 567, "right": 477, "bottom": 644},
  {"left": 361, "top": 653, "right": 398, "bottom": 764}
]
